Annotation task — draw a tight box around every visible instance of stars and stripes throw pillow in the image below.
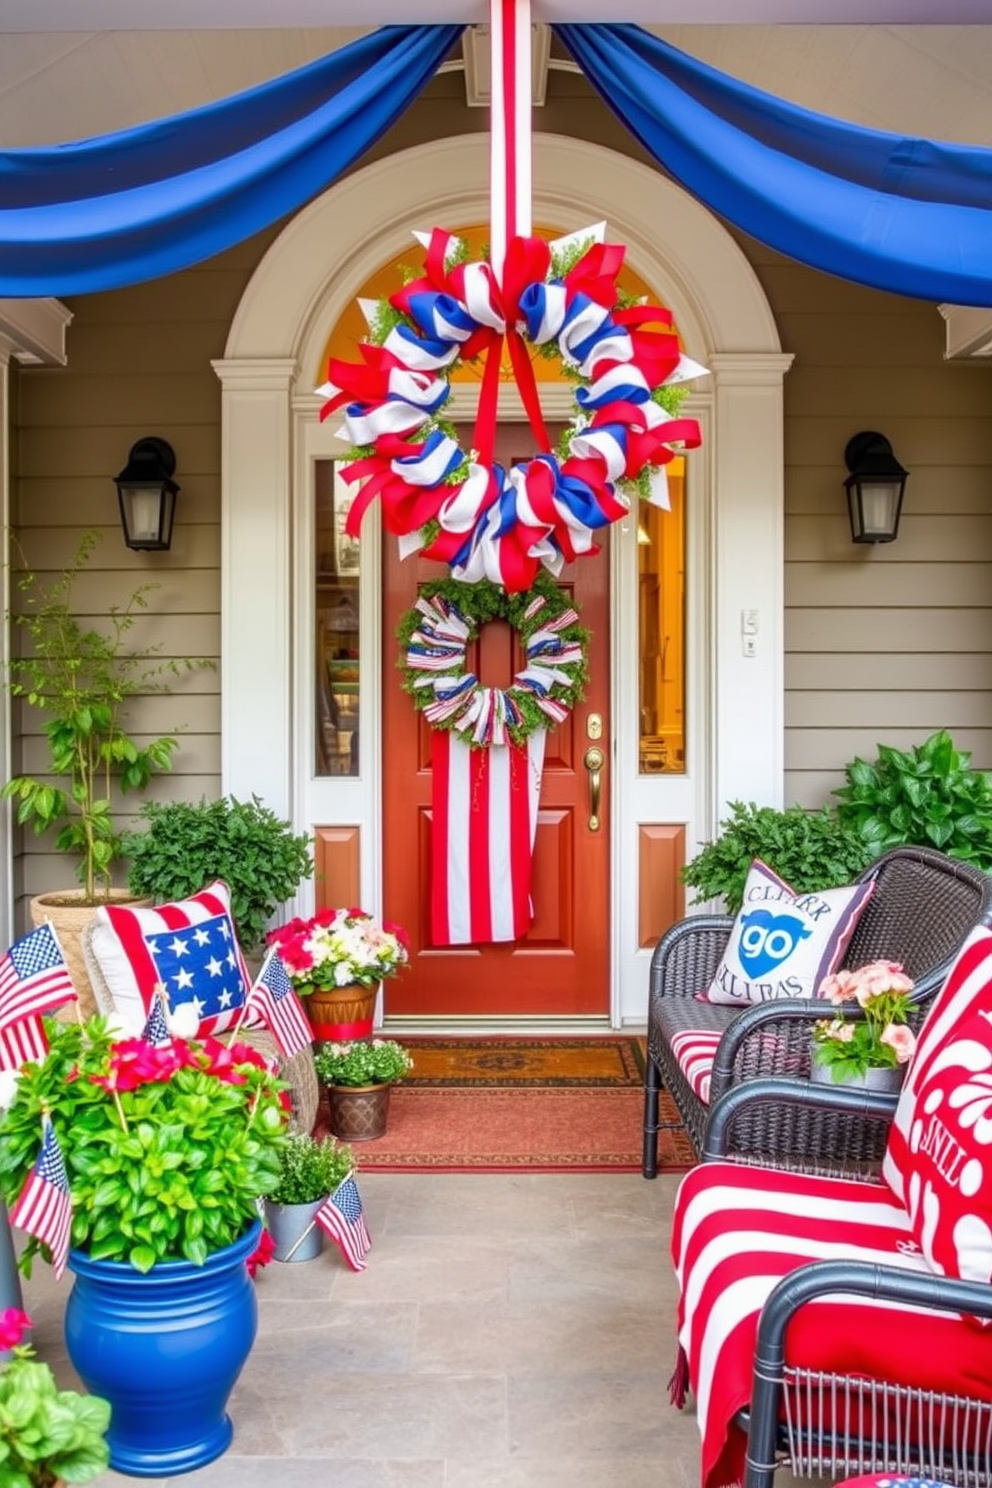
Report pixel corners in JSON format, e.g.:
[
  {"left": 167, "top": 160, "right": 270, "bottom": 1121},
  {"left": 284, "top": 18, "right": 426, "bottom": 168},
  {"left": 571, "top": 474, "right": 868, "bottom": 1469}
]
[{"left": 88, "top": 881, "right": 251, "bottom": 1037}]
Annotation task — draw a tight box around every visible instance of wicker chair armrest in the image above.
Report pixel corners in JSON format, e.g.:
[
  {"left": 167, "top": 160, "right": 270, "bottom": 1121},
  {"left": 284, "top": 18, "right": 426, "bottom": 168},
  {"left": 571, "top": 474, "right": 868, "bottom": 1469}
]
[
  {"left": 707, "top": 998, "right": 839, "bottom": 1105},
  {"left": 649, "top": 913, "right": 736, "bottom": 1002},
  {"left": 703, "top": 1076, "right": 899, "bottom": 1161}
]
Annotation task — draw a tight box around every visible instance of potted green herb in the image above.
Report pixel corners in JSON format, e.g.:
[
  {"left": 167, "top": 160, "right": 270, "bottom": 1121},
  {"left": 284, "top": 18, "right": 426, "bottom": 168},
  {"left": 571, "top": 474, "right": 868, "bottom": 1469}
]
[
  {"left": 263, "top": 1131, "right": 355, "bottom": 1262},
  {"left": 125, "top": 794, "right": 314, "bottom": 958},
  {"left": 0, "top": 1306, "right": 111, "bottom": 1487},
  {"left": 314, "top": 1038, "right": 413, "bottom": 1142}
]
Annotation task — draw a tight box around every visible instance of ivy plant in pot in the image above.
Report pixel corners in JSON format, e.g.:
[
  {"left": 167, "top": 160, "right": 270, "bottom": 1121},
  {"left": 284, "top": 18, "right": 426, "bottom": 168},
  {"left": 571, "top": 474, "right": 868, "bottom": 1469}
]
[
  {"left": 0, "top": 1015, "right": 290, "bottom": 1477},
  {"left": 263, "top": 1131, "right": 354, "bottom": 1263},
  {"left": 0, "top": 1306, "right": 111, "bottom": 1488},
  {"left": 1, "top": 532, "right": 210, "bottom": 1007},
  {"left": 314, "top": 1038, "right": 413, "bottom": 1142},
  {"left": 124, "top": 794, "right": 314, "bottom": 961},
  {"left": 267, "top": 908, "right": 410, "bottom": 1042}
]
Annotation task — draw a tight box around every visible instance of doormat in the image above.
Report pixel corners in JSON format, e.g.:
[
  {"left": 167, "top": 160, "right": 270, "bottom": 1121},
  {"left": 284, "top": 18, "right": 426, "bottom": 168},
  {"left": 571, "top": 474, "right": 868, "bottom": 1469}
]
[
  {"left": 315, "top": 1039, "right": 692, "bottom": 1173},
  {"left": 400, "top": 1035, "right": 647, "bottom": 1088}
]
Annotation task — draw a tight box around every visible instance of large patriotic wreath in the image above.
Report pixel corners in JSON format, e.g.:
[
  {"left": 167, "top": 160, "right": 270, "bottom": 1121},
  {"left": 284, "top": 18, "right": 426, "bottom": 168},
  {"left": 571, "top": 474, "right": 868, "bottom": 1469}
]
[
  {"left": 319, "top": 225, "right": 704, "bottom": 593},
  {"left": 397, "top": 573, "right": 589, "bottom": 749}
]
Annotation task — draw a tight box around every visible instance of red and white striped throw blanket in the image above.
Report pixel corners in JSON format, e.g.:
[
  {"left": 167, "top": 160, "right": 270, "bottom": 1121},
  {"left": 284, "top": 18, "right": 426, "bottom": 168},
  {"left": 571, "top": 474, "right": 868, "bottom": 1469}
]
[{"left": 671, "top": 1161, "right": 992, "bottom": 1488}]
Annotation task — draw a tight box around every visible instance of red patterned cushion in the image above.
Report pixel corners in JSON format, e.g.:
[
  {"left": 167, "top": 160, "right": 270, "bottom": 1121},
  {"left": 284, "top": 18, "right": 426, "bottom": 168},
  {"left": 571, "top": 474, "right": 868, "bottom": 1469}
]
[
  {"left": 905, "top": 1006, "right": 992, "bottom": 1289},
  {"left": 88, "top": 880, "right": 251, "bottom": 1038},
  {"left": 703, "top": 858, "right": 875, "bottom": 1005},
  {"left": 884, "top": 927, "right": 992, "bottom": 1209}
]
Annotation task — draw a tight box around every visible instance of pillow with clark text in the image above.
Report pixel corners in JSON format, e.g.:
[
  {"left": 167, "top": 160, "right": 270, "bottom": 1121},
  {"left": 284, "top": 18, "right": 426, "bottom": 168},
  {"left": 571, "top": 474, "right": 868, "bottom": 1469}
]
[{"left": 703, "top": 858, "right": 875, "bottom": 1005}]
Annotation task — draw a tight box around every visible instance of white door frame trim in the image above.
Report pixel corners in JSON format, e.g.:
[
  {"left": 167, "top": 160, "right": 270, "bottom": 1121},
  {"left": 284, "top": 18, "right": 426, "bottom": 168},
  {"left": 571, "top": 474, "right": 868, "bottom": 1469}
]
[{"left": 215, "top": 132, "right": 791, "bottom": 1024}]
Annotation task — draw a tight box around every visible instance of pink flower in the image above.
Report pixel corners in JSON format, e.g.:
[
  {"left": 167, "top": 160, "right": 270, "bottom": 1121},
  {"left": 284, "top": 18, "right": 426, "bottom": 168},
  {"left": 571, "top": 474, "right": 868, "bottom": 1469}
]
[
  {"left": 880, "top": 1023, "right": 917, "bottom": 1064},
  {"left": 0, "top": 1307, "right": 31, "bottom": 1350},
  {"left": 819, "top": 970, "right": 859, "bottom": 1005}
]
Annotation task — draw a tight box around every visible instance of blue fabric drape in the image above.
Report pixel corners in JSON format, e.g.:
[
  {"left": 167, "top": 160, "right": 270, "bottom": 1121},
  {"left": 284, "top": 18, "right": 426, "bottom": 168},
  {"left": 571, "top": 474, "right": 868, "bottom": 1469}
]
[
  {"left": 554, "top": 23, "right": 992, "bottom": 307},
  {"left": 0, "top": 25, "right": 462, "bottom": 296},
  {"left": 0, "top": 21, "right": 989, "bottom": 305}
]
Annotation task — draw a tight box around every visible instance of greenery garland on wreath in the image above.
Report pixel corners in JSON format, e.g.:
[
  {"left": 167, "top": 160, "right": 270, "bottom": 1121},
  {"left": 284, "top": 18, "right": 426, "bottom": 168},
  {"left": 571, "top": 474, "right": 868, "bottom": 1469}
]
[{"left": 397, "top": 572, "right": 590, "bottom": 749}]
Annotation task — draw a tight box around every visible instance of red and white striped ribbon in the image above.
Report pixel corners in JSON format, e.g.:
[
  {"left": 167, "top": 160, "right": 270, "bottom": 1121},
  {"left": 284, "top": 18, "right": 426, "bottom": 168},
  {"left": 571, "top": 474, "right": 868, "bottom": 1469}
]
[
  {"left": 489, "top": 0, "right": 532, "bottom": 281},
  {"left": 431, "top": 729, "right": 545, "bottom": 946}
]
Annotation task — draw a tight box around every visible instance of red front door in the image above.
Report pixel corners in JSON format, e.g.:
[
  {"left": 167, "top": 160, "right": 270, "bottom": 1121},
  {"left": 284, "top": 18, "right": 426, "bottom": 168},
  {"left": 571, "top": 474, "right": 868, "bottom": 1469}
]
[{"left": 382, "top": 526, "right": 611, "bottom": 1019}]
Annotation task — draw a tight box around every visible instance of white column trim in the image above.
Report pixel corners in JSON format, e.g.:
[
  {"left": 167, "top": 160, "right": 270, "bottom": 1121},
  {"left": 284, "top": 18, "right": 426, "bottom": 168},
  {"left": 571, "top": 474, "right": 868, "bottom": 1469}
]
[
  {"left": 211, "top": 356, "right": 298, "bottom": 816},
  {"left": 708, "top": 351, "right": 794, "bottom": 817}
]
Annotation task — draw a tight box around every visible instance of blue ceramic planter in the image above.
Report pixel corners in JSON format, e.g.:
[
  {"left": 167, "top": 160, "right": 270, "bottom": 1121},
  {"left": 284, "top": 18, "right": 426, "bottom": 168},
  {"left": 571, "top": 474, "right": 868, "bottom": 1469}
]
[{"left": 64, "top": 1221, "right": 260, "bottom": 1478}]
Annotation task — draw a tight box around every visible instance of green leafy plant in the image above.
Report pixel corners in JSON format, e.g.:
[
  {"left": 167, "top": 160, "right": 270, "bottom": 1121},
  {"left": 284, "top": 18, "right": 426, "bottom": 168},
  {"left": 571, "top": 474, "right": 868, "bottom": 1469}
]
[
  {"left": 314, "top": 1038, "right": 413, "bottom": 1088},
  {"left": 681, "top": 801, "right": 874, "bottom": 914},
  {"left": 267, "top": 1131, "right": 354, "bottom": 1206},
  {"left": 2, "top": 532, "right": 210, "bottom": 903},
  {"left": 833, "top": 729, "right": 992, "bottom": 869},
  {"left": 125, "top": 795, "right": 314, "bottom": 955},
  {"left": 0, "top": 1018, "right": 289, "bottom": 1275},
  {"left": 0, "top": 1306, "right": 110, "bottom": 1487}
]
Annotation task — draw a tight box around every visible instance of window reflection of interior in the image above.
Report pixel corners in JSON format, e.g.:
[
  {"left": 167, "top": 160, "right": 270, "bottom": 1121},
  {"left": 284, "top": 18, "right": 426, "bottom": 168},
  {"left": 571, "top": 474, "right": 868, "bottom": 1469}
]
[
  {"left": 314, "top": 460, "right": 360, "bottom": 778},
  {"left": 639, "top": 460, "right": 685, "bottom": 775}
]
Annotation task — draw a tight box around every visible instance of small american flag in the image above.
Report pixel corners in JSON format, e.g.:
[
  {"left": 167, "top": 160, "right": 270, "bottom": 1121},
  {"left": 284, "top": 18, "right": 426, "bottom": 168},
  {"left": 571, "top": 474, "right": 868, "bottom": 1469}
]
[
  {"left": 9, "top": 1115, "right": 72, "bottom": 1279},
  {"left": 0, "top": 1014, "right": 48, "bottom": 1073},
  {"left": 141, "top": 990, "right": 172, "bottom": 1048},
  {"left": 314, "top": 1174, "right": 371, "bottom": 1272},
  {"left": 243, "top": 951, "right": 312, "bottom": 1059},
  {"left": 0, "top": 923, "right": 76, "bottom": 1032}
]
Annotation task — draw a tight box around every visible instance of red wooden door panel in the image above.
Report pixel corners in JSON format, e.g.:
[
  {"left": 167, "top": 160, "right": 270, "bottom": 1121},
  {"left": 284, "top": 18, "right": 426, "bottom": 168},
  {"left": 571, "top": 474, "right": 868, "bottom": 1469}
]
[{"left": 382, "top": 523, "right": 610, "bottom": 1019}]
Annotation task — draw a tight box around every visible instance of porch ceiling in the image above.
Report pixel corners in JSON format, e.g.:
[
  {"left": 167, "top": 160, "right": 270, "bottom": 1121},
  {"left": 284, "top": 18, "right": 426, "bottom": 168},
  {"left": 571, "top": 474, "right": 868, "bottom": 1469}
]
[{"left": 2, "top": 0, "right": 990, "bottom": 22}]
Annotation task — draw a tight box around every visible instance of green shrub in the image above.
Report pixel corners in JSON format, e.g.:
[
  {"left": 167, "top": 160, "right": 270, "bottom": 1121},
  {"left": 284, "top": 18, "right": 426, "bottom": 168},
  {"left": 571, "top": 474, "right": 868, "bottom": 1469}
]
[
  {"left": 681, "top": 800, "right": 874, "bottom": 914},
  {"left": 268, "top": 1132, "right": 354, "bottom": 1205},
  {"left": 833, "top": 729, "right": 992, "bottom": 869},
  {"left": 125, "top": 794, "right": 313, "bottom": 954}
]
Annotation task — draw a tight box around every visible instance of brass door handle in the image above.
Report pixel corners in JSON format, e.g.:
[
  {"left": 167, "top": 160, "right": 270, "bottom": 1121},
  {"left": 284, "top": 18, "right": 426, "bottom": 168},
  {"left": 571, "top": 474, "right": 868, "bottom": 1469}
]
[{"left": 584, "top": 746, "right": 604, "bottom": 832}]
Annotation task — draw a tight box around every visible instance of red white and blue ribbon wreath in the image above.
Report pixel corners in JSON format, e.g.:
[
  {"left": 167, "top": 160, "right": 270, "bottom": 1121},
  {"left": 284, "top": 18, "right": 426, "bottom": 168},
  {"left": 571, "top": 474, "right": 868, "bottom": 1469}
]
[
  {"left": 318, "top": 223, "right": 706, "bottom": 594},
  {"left": 397, "top": 575, "right": 589, "bottom": 749}
]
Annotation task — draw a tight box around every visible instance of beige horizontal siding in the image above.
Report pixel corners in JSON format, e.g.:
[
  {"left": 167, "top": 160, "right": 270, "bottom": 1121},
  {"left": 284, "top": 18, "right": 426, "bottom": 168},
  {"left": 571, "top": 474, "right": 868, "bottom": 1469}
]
[
  {"left": 785, "top": 563, "right": 990, "bottom": 607},
  {"left": 786, "top": 727, "right": 992, "bottom": 773},
  {"left": 788, "top": 608, "right": 990, "bottom": 652},
  {"left": 786, "top": 691, "right": 992, "bottom": 729},
  {"left": 786, "top": 514, "right": 992, "bottom": 564},
  {"left": 785, "top": 652, "right": 990, "bottom": 690}
]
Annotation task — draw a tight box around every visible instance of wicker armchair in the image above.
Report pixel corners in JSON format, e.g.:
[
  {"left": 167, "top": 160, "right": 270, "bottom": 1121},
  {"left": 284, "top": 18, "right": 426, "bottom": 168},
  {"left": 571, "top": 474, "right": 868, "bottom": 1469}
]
[
  {"left": 643, "top": 845, "right": 992, "bottom": 1177},
  {"left": 693, "top": 1078, "right": 992, "bottom": 1488}
]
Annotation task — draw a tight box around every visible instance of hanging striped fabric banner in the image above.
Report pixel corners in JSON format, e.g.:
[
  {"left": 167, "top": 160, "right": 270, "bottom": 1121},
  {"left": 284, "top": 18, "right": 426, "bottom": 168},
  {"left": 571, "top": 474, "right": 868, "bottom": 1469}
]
[
  {"left": 431, "top": 730, "right": 546, "bottom": 946},
  {"left": 488, "top": 0, "right": 532, "bottom": 281}
]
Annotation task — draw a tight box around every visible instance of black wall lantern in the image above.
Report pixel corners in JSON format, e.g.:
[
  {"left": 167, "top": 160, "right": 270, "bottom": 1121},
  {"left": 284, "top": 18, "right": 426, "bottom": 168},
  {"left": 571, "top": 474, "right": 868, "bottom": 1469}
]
[
  {"left": 843, "top": 430, "right": 908, "bottom": 544},
  {"left": 114, "top": 437, "right": 179, "bottom": 551}
]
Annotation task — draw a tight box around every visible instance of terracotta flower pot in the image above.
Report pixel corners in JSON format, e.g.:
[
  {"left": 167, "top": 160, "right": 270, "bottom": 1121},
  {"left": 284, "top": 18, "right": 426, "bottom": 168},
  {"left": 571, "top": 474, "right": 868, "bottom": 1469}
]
[
  {"left": 301, "top": 982, "right": 379, "bottom": 1042},
  {"left": 327, "top": 1082, "right": 392, "bottom": 1141}
]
